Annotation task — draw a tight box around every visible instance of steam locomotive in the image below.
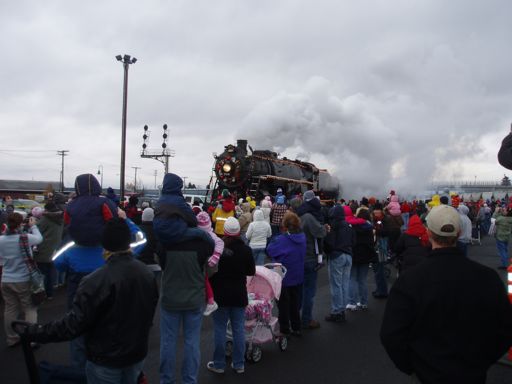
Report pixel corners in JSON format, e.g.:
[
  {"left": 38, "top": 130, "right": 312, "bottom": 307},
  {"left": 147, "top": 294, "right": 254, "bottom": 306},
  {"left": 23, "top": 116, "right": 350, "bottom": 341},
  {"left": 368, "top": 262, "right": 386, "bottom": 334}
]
[{"left": 210, "top": 139, "right": 339, "bottom": 201}]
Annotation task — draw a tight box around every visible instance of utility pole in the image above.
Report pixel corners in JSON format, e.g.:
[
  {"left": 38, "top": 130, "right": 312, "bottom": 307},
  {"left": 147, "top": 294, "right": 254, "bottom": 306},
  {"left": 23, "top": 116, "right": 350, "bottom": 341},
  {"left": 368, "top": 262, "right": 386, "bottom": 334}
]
[
  {"left": 154, "top": 170, "right": 158, "bottom": 189},
  {"left": 116, "top": 54, "right": 137, "bottom": 203},
  {"left": 183, "top": 177, "right": 188, "bottom": 188},
  {"left": 132, "top": 166, "right": 141, "bottom": 192},
  {"left": 56, "top": 150, "right": 69, "bottom": 192}
]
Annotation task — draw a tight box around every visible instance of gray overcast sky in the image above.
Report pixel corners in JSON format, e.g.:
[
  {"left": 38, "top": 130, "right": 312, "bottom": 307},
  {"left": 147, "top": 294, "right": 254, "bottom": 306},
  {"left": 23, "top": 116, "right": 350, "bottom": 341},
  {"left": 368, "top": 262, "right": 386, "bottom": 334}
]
[{"left": 2, "top": 0, "right": 512, "bottom": 198}]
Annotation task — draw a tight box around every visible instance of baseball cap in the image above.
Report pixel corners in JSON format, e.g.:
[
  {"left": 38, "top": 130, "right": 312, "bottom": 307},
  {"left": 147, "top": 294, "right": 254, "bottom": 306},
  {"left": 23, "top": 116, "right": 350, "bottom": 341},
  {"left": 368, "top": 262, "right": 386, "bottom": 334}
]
[{"left": 426, "top": 205, "right": 461, "bottom": 237}]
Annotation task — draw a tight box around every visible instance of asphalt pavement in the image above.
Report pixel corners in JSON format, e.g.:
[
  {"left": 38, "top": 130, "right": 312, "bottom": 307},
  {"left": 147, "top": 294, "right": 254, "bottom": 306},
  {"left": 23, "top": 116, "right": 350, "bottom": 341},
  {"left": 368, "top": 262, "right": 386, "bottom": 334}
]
[{"left": 0, "top": 235, "right": 511, "bottom": 384}]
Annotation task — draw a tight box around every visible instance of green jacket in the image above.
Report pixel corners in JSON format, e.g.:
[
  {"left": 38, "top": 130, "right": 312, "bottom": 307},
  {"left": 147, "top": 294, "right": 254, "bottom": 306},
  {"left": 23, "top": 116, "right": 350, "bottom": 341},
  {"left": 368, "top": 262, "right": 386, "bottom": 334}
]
[
  {"left": 35, "top": 213, "right": 64, "bottom": 263},
  {"left": 160, "top": 238, "right": 214, "bottom": 312},
  {"left": 492, "top": 211, "right": 512, "bottom": 242}
]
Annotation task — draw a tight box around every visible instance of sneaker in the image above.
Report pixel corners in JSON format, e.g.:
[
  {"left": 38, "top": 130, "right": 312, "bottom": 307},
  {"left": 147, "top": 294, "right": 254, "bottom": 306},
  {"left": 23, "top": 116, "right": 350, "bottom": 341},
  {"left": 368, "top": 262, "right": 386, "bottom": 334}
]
[
  {"left": 346, "top": 304, "right": 358, "bottom": 311},
  {"left": 302, "top": 320, "right": 321, "bottom": 329},
  {"left": 203, "top": 302, "right": 218, "bottom": 316},
  {"left": 206, "top": 361, "right": 224, "bottom": 374},
  {"left": 356, "top": 303, "right": 368, "bottom": 310},
  {"left": 325, "top": 313, "right": 346, "bottom": 323},
  {"left": 231, "top": 362, "right": 244, "bottom": 374}
]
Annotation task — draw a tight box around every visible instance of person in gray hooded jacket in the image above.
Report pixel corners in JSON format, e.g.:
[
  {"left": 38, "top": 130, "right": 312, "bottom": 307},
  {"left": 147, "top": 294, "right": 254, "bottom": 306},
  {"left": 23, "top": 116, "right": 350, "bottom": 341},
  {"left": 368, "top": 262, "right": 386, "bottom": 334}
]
[{"left": 457, "top": 204, "right": 472, "bottom": 257}]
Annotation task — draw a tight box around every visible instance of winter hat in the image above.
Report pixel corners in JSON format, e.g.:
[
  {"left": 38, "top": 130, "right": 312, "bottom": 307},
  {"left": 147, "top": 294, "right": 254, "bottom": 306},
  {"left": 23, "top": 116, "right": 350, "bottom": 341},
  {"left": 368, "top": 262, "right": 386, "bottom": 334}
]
[
  {"left": 102, "top": 218, "right": 131, "bottom": 252},
  {"left": 223, "top": 216, "right": 240, "bottom": 237},
  {"left": 222, "top": 189, "right": 230, "bottom": 198},
  {"left": 44, "top": 202, "right": 60, "bottom": 213},
  {"left": 304, "top": 190, "right": 316, "bottom": 202},
  {"left": 141, "top": 208, "right": 154, "bottom": 222},
  {"left": 440, "top": 195, "right": 449, "bottom": 205},
  {"left": 197, "top": 211, "right": 212, "bottom": 230},
  {"left": 426, "top": 205, "right": 461, "bottom": 237},
  {"left": 361, "top": 197, "right": 369, "bottom": 206},
  {"left": 31, "top": 206, "right": 44, "bottom": 219}
]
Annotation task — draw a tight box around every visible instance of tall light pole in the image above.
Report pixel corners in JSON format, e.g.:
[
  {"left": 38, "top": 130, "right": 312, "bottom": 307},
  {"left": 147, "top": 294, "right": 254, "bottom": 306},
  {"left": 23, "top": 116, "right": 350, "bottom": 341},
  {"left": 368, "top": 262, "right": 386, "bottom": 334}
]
[
  {"left": 97, "top": 165, "right": 104, "bottom": 190},
  {"left": 57, "top": 150, "right": 69, "bottom": 192},
  {"left": 116, "top": 54, "right": 137, "bottom": 203}
]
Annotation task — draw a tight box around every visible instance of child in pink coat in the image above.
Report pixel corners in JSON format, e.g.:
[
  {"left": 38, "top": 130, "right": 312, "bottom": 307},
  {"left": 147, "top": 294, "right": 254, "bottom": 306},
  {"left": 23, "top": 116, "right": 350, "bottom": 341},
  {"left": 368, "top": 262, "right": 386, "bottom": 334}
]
[
  {"left": 386, "top": 195, "right": 402, "bottom": 217},
  {"left": 197, "top": 212, "right": 224, "bottom": 315}
]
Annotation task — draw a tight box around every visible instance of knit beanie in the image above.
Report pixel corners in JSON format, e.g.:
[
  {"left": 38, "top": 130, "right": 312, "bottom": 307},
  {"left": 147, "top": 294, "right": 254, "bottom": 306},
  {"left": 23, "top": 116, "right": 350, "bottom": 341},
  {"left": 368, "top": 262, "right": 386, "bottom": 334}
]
[
  {"left": 141, "top": 207, "right": 154, "bottom": 222},
  {"left": 223, "top": 217, "right": 240, "bottom": 237},
  {"left": 102, "top": 218, "right": 131, "bottom": 252},
  {"left": 222, "top": 189, "right": 230, "bottom": 198},
  {"left": 197, "top": 211, "right": 212, "bottom": 230},
  {"left": 31, "top": 206, "right": 44, "bottom": 219},
  {"left": 303, "top": 190, "right": 316, "bottom": 202}
]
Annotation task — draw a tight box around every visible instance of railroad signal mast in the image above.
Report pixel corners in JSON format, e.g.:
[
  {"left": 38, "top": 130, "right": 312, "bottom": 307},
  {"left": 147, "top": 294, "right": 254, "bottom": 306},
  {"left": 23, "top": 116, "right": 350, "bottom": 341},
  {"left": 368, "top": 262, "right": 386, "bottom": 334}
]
[{"left": 140, "top": 124, "right": 175, "bottom": 174}]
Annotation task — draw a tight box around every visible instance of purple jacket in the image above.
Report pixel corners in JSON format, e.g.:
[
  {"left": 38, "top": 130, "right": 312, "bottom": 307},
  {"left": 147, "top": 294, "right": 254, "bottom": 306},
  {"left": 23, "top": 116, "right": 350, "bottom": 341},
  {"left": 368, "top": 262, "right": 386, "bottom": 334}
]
[{"left": 266, "top": 232, "right": 306, "bottom": 287}]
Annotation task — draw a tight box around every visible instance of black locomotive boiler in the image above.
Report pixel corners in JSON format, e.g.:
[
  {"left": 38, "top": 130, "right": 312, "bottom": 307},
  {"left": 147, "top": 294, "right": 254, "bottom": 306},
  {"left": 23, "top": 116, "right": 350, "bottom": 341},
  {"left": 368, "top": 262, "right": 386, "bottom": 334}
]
[{"left": 210, "top": 139, "right": 339, "bottom": 201}]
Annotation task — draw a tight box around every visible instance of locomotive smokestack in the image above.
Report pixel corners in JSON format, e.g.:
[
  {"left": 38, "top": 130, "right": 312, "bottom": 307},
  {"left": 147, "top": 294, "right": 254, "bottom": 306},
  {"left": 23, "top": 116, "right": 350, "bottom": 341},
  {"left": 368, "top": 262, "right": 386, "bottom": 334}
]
[{"left": 237, "top": 139, "right": 248, "bottom": 156}]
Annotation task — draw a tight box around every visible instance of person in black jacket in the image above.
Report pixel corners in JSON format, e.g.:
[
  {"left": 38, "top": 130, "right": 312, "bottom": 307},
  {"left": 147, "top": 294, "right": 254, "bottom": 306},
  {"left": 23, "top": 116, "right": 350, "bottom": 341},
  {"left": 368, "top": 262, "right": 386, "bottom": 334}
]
[
  {"left": 324, "top": 205, "right": 354, "bottom": 322},
  {"left": 347, "top": 209, "right": 377, "bottom": 311},
  {"left": 22, "top": 218, "right": 159, "bottom": 384},
  {"left": 207, "top": 217, "right": 255, "bottom": 374},
  {"left": 393, "top": 214, "right": 430, "bottom": 273},
  {"left": 381, "top": 205, "right": 512, "bottom": 384}
]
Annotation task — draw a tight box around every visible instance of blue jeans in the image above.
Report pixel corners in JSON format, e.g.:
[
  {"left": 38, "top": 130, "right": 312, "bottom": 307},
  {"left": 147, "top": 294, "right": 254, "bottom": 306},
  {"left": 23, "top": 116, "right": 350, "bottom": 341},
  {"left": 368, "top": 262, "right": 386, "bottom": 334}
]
[
  {"left": 348, "top": 264, "right": 369, "bottom": 306},
  {"left": 251, "top": 248, "right": 266, "bottom": 266},
  {"left": 85, "top": 360, "right": 144, "bottom": 384},
  {"left": 301, "top": 260, "right": 318, "bottom": 325},
  {"left": 212, "top": 307, "right": 245, "bottom": 370},
  {"left": 496, "top": 239, "right": 509, "bottom": 267},
  {"left": 401, "top": 213, "right": 409, "bottom": 231},
  {"left": 328, "top": 253, "right": 352, "bottom": 314},
  {"left": 37, "top": 262, "right": 54, "bottom": 298},
  {"left": 160, "top": 307, "right": 203, "bottom": 384}
]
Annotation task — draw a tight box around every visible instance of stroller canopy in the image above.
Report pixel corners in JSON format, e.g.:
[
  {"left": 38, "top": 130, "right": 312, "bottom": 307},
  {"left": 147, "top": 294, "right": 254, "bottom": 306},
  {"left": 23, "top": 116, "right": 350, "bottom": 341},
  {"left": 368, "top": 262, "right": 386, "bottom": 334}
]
[{"left": 247, "top": 266, "right": 283, "bottom": 300}]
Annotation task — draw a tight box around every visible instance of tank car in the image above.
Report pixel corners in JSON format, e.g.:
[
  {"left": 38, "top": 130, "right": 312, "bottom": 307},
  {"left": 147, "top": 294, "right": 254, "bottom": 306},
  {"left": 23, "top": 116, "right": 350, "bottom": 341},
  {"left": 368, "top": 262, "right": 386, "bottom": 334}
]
[{"left": 209, "top": 139, "right": 339, "bottom": 201}]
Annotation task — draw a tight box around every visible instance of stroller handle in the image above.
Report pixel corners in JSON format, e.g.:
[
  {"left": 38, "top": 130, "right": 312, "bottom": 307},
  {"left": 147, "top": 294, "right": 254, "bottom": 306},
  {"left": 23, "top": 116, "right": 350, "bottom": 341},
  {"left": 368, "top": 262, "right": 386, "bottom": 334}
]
[{"left": 263, "top": 262, "right": 287, "bottom": 277}]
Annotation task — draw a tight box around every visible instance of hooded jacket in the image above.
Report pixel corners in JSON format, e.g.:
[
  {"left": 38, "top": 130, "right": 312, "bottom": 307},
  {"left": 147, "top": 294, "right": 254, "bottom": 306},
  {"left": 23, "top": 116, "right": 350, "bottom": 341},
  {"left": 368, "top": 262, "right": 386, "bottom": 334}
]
[
  {"left": 237, "top": 203, "right": 253, "bottom": 234},
  {"left": 153, "top": 173, "right": 212, "bottom": 246},
  {"left": 386, "top": 195, "right": 402, "bottom": 217},
  {"left": 324, "top": 206, "right": 354, "bottom": 257},
  {"left": 395, "top": 215, "right": 430, "bottom": 272},
  {"left": 35, "top": 211, "right": 64, "bottom": 263},
  {"left": 267, "top": 231, "right": 306, "bottom": 286},
  {"left": 457, "top": 205, "right": 472, "bottom": 243},
  {"left": 64, "top": 174, "right": 118, "bottom": 246},
  {"left": 246, "top": 209, "right": 272, "bottom": 249},
  {"left": 299, "top": 203, "right": 327, "bottom": 262}
]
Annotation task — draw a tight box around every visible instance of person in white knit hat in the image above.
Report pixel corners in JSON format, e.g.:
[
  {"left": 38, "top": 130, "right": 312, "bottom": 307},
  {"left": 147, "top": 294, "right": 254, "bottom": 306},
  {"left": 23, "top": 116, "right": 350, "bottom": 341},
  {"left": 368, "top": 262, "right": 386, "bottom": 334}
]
[{"left": 207, "top": 217, "right": 255, "bottom": 375}]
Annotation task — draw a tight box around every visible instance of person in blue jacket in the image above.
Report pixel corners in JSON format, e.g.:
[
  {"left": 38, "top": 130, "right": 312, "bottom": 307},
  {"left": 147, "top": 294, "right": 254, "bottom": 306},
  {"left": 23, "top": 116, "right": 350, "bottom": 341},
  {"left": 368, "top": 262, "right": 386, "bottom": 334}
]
[
  {"left": 266, "top": 211, "right": 306, "bottom": 337},
  {"left": 153, "top": 173, "right": 212, "bottom": 246}
]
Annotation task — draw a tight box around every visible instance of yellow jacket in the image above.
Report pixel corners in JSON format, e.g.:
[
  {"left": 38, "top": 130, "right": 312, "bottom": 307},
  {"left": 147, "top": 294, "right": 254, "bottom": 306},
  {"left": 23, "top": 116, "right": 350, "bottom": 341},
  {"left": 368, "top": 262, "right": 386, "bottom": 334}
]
[{"left": 212, "top": 207, "right": 235, "bottom": 235}]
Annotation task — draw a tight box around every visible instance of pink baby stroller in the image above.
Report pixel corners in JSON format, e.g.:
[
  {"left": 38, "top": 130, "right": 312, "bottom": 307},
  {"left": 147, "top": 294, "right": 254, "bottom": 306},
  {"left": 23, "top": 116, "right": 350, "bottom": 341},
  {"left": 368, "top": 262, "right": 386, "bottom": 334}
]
[{"left": 226, "top": 263, "right": 288, "bottom": 363}]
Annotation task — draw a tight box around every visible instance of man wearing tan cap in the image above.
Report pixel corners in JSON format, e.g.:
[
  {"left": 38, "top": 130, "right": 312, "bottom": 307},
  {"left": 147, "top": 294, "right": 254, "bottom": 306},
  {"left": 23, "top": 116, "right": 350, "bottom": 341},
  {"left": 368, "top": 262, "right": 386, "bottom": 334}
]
[{"left": 380, "top": 205, "right": 512, "bottom": 384}]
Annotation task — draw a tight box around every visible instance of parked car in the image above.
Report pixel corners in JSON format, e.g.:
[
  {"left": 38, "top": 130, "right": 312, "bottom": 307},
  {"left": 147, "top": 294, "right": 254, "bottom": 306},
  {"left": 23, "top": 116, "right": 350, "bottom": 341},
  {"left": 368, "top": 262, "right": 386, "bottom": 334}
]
[{"left": 11, "top": 199, "right": 41, "bottom": 213}]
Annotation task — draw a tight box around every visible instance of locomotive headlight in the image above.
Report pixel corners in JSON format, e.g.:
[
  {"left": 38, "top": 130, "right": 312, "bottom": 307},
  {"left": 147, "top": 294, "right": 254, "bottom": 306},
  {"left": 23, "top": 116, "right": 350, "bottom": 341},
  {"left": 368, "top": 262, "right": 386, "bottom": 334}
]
[{"left": 222, "top": 163, "right": 232, "bottom": 173}]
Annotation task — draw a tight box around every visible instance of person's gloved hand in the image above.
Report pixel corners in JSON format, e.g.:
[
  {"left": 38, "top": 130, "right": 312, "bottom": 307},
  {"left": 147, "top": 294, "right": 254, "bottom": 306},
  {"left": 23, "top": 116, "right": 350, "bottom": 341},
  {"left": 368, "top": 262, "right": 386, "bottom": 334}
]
[{"left": 11, "top": 321, "right": 42, "bottom": 342}]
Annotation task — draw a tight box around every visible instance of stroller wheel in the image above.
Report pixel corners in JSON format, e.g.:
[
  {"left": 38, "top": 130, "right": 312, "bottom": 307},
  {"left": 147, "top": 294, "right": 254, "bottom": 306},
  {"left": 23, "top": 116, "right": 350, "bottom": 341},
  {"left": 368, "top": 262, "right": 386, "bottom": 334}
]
[
  {"left": 251, "top": 346, "right": 262, "bottom": 363},
  {"left": 225, "top": 341, "right": 233, "bottom": 357},
  {"left": 278, "top": 337, "right": 288, "bottom": 351}
]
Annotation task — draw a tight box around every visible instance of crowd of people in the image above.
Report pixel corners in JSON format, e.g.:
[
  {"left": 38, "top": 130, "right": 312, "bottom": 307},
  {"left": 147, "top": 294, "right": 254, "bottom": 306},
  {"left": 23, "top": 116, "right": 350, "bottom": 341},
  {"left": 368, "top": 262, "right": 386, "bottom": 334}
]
[{"left": 0, "top": 173, "right": 511, "bottom": 384}]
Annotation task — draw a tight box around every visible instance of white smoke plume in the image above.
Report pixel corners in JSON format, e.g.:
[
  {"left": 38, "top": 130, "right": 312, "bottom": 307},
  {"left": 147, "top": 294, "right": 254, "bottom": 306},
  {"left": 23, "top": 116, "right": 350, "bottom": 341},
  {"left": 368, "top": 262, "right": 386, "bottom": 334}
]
[{"left": 238, "top": 75, "right": 496, "bottom": 199}]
